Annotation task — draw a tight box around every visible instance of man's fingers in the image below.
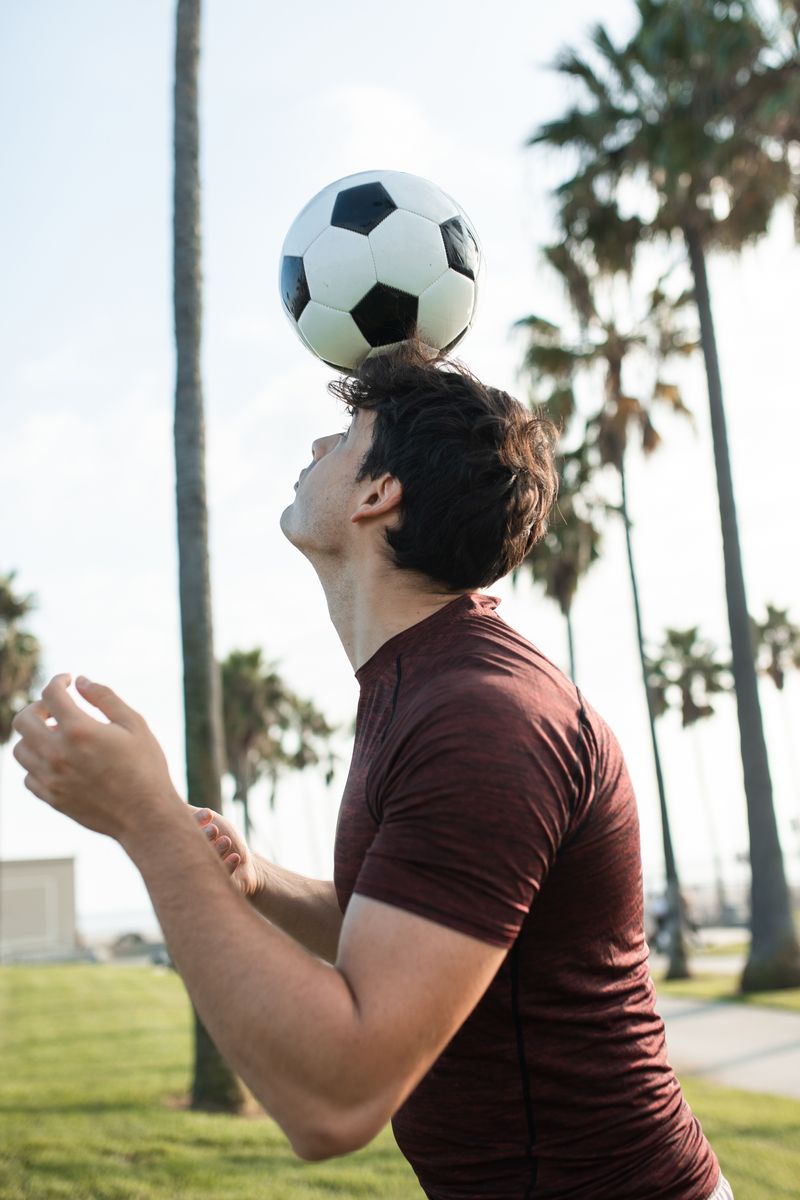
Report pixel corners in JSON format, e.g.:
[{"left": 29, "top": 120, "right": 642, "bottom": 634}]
[
  {"left": 22, "top": 771, "right": 55, "bottom": 804},
  {"left": 12, "top": 738, "right": 50, "bottom": 779},
  {"left": 74, "top": 677, "right": 139, "bottom": 730},
  {"left": 11, "top": 701, "right": 58, "bottom": 751},
  {"left": 41, "top": 674, "right": 83, "bottom": 729},
  {"left": 13, "top": 699, "right": 51, "bottom": 727}
]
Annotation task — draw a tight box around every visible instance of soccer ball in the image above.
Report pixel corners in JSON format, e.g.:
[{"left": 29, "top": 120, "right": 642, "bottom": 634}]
[{"left": 278, "top": 169, "right": 483, "bottom": 372}]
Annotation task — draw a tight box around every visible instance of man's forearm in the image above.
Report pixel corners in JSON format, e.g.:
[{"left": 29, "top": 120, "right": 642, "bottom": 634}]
[
  {"left": 122, "top": 803, "right": 366, "bottom": 1160},
  {"left": 248, "top": 855, "right": 343, "bottom": 964}
]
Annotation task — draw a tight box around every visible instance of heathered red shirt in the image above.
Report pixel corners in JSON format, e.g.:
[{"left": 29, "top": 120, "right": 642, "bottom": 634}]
[{"left": 334, "top": 591, "right": 720, "bottom": 1200}]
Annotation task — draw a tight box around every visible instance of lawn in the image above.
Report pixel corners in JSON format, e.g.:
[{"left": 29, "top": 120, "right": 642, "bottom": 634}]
[
  {"left": 694, "top": 940, "right": 750, "bottom": 958},
  {"left": 0, "top": 965, "right": 419, "bottom": 1199},
  {"left": 654, "top": 972, "right": 800, "bottom": 1013},
  {"left": 1, "top": 964, "right": 799, "bottom": 1199}
]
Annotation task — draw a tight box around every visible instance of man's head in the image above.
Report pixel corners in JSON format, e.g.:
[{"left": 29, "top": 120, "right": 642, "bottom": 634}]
[{"left": 280, "top": 335, "right": 560, "bottom": 593}]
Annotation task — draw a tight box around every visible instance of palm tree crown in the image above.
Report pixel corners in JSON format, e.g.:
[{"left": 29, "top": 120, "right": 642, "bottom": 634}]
[
  {"left": 220, "top": 648, "right": 338, "bottom": 842},
  {"left": 531, "top": 0, "right": 800, "bottom": 256},
  {"left": 0, "top": 572, "right": 42, "bottom": 747}
]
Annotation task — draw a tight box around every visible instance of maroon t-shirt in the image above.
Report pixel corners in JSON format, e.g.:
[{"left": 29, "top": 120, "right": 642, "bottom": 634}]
[{"left": 334, "top": 591, "right": 720, "bottom": 1200}]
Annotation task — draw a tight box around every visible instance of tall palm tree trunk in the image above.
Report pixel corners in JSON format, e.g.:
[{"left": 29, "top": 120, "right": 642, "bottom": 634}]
[
  {"left": 173, "top": 0, "right": 247, "bottom": 1111},
  {"left": 620, "top": 457, "right": 689, "bottom": 979},
  {"left": 684, "top": 226, "right": 800, "bottom": 989},
  {"left": 565, "top": 609, "right": 577, "bottom": 684},
  {"left": 690, "top": 724, "right": 729, "bottom": 923},
  {"left": 237, "top": 779, "right": 254, "bottom": 843}
]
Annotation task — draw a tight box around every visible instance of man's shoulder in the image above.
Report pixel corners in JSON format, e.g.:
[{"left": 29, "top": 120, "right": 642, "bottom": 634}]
[
  {"left": 391, "top": 660, "right": 582, "bottom": 764},
  {"left": 403, "top": 660, "right": 528, "bottom": 715},
  {"left": 401, "top": 635, "right": 579, "bottom": 725}
]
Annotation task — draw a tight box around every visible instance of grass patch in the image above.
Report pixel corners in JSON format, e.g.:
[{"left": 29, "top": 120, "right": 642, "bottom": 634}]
[
  {"left": 654, "top": 972, "right": 800, "bottom": 1013},
  {"left": 0, "top": 965, "right": 419, "bottom": 1199},
  {"left": 696, "top": 940, "right": 750, "bottom": 958},
  {"left": 1, "top": 965, "right": 799, "bottom": 1198},
  {"left": 680, "top": 1078, "right": 800, "bottom": 1200}
]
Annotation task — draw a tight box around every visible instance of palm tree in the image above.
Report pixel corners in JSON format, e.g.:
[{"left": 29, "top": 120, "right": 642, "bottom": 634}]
[
  {"left": 0, "top": 572, "right": 43, "bottom": 832},
  {"left": 510, "top": 294, "right": 617, "bottom": 682},
  {"left": 646, "top": 627, "right": 735, "bottom": 924},
  {"left": 750, "top": 605, "right": 800, "bottom": 693},
  {"left": 527, "top": 0, "right": 800, "bottom": 989},
  {"left": 220, "top": 648, "right": 339, "bottom": 845},
  {"left": 0, "top": 573, "right": 43, "bottom": 749},
  {"left": 173, "top": 0, "right": 246, "bottom": 1113},
  {"left": 511, "top": 441, "right": 605, "bottom": 684},
  {"left": 515, "top": 238, "right": 699, "bottom": 978},
  {"left": 750, "top": 605, "right": 800, "bottom": 875}
]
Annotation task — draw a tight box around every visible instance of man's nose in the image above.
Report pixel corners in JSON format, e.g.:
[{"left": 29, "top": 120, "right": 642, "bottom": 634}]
[{"left": 311, "top": 433, "right": 341, "bottom": 460}]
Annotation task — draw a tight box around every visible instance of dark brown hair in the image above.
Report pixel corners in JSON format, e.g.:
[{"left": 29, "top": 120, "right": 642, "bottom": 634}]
[{"left": 327, "top": 335, "right": 560, "bottom": 591}]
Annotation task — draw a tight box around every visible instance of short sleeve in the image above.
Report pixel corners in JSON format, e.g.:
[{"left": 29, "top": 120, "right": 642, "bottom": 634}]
[{"left": 353, "top": 682, "right": 575, "bottom": 948}]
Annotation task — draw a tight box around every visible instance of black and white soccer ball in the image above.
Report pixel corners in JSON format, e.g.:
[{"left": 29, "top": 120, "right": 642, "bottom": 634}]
[{"left": 278, "top": 170, "right": 483, "bottom": 372}]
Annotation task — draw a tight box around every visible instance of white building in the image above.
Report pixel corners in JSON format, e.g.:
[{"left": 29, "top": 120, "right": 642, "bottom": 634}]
[{"left": 0, "top": 857, "right": 77, "bottom": 963}]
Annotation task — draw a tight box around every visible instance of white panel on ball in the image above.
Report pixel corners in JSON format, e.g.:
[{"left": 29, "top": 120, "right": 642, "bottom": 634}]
[
  {"left": 417, "top": 271, "right": 475, "bottom": 347},
  {"left": 298, "top": 302, "right": 371, "bottom": 368},
  {"left": 380, "top": 172, "right": 461, "bottom": 224},
  {"left": 370, "top": 210, "right": 449, "bottom": 295},
  {"left": 304, "top": 226, "right": 377, "bottom": 310},
  {"left": 281, "top": 183, "right": 340, "bottom": 258},
  {"left": 293, "top": 319, "right": 316, "bottom": 353}
]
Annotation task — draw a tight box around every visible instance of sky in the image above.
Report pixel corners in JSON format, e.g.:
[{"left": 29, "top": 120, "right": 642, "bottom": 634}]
[{"left": 1, "top": 0, "right": 799, "bottom": 936}]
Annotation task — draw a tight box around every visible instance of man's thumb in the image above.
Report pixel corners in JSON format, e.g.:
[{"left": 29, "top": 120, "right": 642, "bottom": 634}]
[{"left": 76, "top": 677, "right": 135, "bottom": 727}]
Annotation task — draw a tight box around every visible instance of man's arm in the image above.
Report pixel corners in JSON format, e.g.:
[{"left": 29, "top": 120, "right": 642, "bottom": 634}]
[
  {"left": 10, "top": 676, "right": 512, "bottom": 1165},
  {"left": 122, "top": 803, "right": 505, "bottom": 1163},
  {"left": 248, "top": 855, "right": 343, "bottom": 964}
]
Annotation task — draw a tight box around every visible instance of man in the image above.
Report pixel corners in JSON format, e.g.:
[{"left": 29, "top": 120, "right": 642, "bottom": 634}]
[{"left": 12, "top": 338, "right": 732, "bottom": 1199}]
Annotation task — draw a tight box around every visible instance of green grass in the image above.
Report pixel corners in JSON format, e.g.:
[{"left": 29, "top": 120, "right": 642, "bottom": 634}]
[
  {"left": 695, "top": 939, "right": 750, "bottom": 958},
  {"left": 1, "top": 965, "right": 799, "bottom": 1199},
  {"left": 679, "top": 1078, "right": 800, "bottom": 1200},
  {"left": 0, "top": 965, "right": 419, "bottom": 1199},
  {"left": 654, "top": 972, "right": 800, "bottom": 1013}
]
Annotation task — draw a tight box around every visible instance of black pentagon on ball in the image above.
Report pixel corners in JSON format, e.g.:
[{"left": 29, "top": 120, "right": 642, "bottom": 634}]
[
  {"left": 331, "top": 182, "right": 397, "bottom": 236},
  {"left": 280, "top": 255, "right": 310, "bottom": 321},
  {"left": 440, "top": 216, "right": 480, "bottom": 281},
  {"left": 351, "top": 283, "right": 419, "bottom": 347}
]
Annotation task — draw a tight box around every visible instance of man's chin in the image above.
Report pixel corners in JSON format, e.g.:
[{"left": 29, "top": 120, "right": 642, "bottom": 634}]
[
  {"left": 279, "top": 504, "right": 311, "bottom": 554},
  {"left": 279, "top": 504, "right": 295, "bottom": 540}
]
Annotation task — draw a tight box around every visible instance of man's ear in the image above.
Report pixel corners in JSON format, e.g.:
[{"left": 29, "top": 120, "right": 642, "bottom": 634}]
[{"left": 350, "top": 474, "right": 403, "bottom": 524}]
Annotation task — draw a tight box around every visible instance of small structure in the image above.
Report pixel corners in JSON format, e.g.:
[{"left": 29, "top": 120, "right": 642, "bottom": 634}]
[{"left": 0, "top": 857, "right": 77, "bottom": 963}]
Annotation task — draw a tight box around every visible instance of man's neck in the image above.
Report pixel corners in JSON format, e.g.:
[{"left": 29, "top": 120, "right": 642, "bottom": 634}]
[{"left": 320, "top": 566, "right": 470, "bottom": 673}]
